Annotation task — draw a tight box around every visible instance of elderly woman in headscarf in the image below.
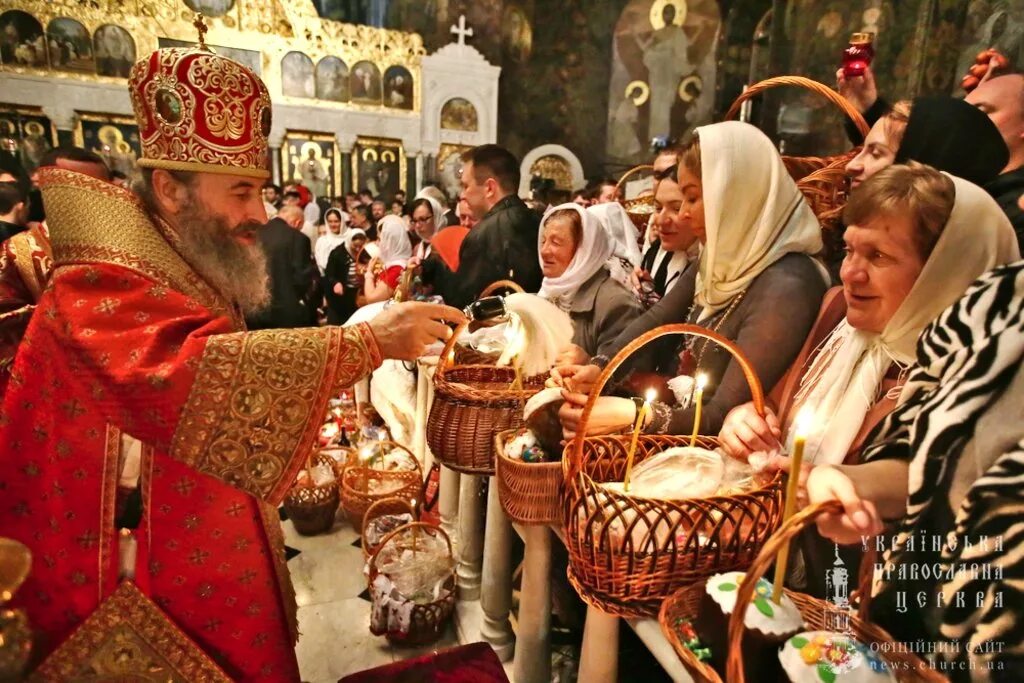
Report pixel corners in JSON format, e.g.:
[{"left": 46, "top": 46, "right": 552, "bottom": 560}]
[
  {"left": 323, "top": 228, "right": 368, "bottom": 324},
  {"left": 361, "top": 215, "right": 411, "bottom": 304},
  {"left": 556, "top": 121, "right": 829, "bottom": 439},
  {"left": 536, "top": 203, "right": 643, "bottom": 364}
]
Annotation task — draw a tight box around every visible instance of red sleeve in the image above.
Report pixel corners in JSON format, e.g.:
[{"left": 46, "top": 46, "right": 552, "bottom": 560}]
[
  {"left": 383, "top": 265, "right": 403, "bottom": 289},
  {"left": 54, "top": 263, "right": 381, "bottom": 504}
]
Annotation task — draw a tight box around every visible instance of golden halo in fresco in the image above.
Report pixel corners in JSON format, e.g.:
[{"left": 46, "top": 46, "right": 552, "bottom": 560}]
[
  {"left": 650, "top": 0, "right": 687, "bottom": 30},
  {"left": 626, "top": 80, "right": 650, "bottom": 106}
]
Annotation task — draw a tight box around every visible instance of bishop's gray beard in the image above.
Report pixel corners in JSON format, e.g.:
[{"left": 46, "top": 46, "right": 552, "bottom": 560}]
[{"left": 174, "top": 204, "right": 271, "bottom": 317}]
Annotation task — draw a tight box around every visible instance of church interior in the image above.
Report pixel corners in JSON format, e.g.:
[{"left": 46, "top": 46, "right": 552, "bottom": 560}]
[{"left": 2, "top": 0, "right": 1023, "bottom": 682}]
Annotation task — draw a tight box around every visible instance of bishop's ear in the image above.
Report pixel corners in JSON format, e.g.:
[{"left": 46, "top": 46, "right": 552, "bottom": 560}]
[{"left": 149, "top": 168, "right": 193, "bottom": 216}]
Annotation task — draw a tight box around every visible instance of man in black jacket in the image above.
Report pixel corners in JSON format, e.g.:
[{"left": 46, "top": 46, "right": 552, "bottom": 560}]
[
  {"left": 420, "top": 144, "right": 542, "bottom": 308},
  {"left": 247, "top": 205, "right": 317, "bottom": 329}
]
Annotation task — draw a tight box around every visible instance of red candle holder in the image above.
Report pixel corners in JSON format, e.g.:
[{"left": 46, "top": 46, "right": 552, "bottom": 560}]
[{"left": 841, "top": 32, "right": 875, "bottom": 78}]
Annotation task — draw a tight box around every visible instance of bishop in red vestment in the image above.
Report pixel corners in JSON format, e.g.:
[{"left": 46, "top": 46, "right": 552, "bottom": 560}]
[{"left": 0, "top": 36, "right": 461, "bottom": 682}]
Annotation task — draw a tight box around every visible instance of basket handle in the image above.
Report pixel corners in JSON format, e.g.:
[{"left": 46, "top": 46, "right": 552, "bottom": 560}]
[
  {"left": 368, "top": 521, "right": 454, "bottom": 575},
  {"left": 436, "top": 320, "right": 471, "bottom": 379},
  {"left": 361, "top": 497, "right": 418, "bottom": 555},
  {"left": 479, "top": 279, "right": 525, "bottom": 298},
  {"left": 351, "top": 439, "right": 423, "bottom": 478},
  {"left": 725, "top": 500, "right": 878, "bottom": 683},
  {"left": 725, "top": 76, "right": 870, "bottom": 138},
  {"left": 569, "top": 323, "right": 765, "bottom": 468},
  {"left": 615, "top": 164, "right": 654, "bottom": 192}
]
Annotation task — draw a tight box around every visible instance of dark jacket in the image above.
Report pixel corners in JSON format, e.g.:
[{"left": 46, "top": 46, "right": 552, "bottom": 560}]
[
  {"left": 247, "top": 217, "right": 316, "bottom": 329},
  {"left": 323, "top": 242, "right": 362, "bottom": 325},
  {"left": 568, "top": 269, "right": 644, "bottom": 359},
  {"left": 0, "top": 220, "right": 25, "bottom": 243},
  {"left": 421, "top": 195, "right": 542, "bottom": 308}
]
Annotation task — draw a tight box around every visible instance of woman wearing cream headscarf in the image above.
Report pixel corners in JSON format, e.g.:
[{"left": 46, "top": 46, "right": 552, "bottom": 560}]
[
  {"left": 537, "top": 203, "right": 643, "bottom": 362},
  {"left": 719, "top": 163, "right": 1019, "bottom": 468},
  {"left": 362, "top": 215, "right": 411, "bottom": 304},
  {"left": 556, "top": 121, "right": 829, "bottom": 439}
]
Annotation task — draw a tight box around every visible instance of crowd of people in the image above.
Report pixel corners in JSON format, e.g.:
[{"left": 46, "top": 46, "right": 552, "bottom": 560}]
[{"left": 2, "top": 49, "right": 1024, "bottom": 678}]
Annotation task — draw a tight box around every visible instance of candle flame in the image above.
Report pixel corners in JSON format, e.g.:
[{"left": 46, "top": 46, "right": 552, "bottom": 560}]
[
  {"left": 644, "top": 388, "right": 657, "bottom": 403},
  {"left": 795, "top": 406, "right": 816, "bottom": 438},
  {"left": 696, "top": 373, "right": 708, "bottom": 391}
]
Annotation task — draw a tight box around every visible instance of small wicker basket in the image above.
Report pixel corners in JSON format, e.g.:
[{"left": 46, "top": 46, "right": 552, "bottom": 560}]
[
  {"left": 283, "top": 453, "right": 341, "bottom": 536},
  {"left": 452, "top": 280, "right": 526, "bottom": 367},
  {"left": 563, "top": 323, "right": 784, "bottom": 618},
  {"left": 340, "top": 441, "right": 423, "bottom": 530},
  {"left": 616, "top": 165, "right": 656, "bottom": 233},
  {"left": 659, "top": 501, "right": 947, "bottom": 683},
  {"left": 427, "top": 321, "right": 545, "bottom": 475},
  {"left": 368, "top": 522, "right": 456, "bottom": 647},
  {"left": 495, "top": 429, "right": 563, "bottom": 525},
  {"left": 361, "top": 497, "right": 418, "bottom": 559}
]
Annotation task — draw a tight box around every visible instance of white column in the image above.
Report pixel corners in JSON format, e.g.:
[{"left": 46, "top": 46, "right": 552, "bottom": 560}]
[
  {"left": 439, "top": 464, "right": 461, "bottom": 544},
  {"left": 578, "top": 607, "right": 619, "bottom": 683},
  {"left": 479, "top": 476, "right": 514, "bottom": 660},
  {"left": 513, "top": 524, "right": 552, "bottom": 683},
  {"left": 415, "top": 152, "right": 425, "bottom": 194},
  {"left": 455, "top": 473, "right": 485, "bottom": 600}
]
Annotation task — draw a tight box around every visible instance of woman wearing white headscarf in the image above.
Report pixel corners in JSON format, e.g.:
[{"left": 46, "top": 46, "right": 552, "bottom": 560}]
[
  {"left": 314, "top": 208, "right": 348, "bottom": 275},
  {"left": 362, "top": 215, "right": 411, "bottom": 304},
  {"left": 586, "top": 201, "right": 643, "bottom": 292},
  {"left": 537, "top": 203, "right": 643, "bottom": 362},
  {"left": 409, "top": 195, "right": 446, "bottom": 261},
  {"left": 556, "top": 121, "right": 829, "bottom": 439},
  {"left": 719, "top": 163, "right": 1020, "bottom": 467}
]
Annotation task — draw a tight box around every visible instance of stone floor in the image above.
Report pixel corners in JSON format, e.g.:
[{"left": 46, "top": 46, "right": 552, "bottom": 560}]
[{"left": 284, "top": 516, "right": 519, "bottom": 683}]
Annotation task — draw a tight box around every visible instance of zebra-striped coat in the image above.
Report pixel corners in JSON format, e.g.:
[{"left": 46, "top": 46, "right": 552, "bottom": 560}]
[{"left": 862, "top": 261, "right": 1024, "bottom": 681}]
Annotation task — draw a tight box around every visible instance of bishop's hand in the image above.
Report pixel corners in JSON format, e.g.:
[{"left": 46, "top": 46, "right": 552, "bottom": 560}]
[{"left": 368, "top": 302, "right": 466, "bottom": 361}]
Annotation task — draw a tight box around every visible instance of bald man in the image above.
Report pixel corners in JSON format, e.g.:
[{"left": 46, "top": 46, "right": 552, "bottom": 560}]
[{"left": 246, "top": 204, "right": 317, "bottom": 329}]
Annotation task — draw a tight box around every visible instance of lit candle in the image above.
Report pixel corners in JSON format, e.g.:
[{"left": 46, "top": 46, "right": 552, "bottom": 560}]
[
  {"left": 623, "top": 388, "right": 656, "bottom": 492},
  {"left": 689, "top": 373, "right": 708, "bottom": 447},
  {"left": 772, "top": 406, "right": 814, "bottom": 603}
]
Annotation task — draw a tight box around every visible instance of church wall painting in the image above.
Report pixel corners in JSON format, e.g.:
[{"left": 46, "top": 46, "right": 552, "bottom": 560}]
[
  {"left": 440, "top": 97, "right": 478, "bottom": 131},
  {"left": 0, "top": 105, "right": 56, "bottom": 172},
  {"left": 282, "top": 132, "right": 339, "bottom": 200},
  {"left": 383, "top": 65, "right": 413, "bottom": 109},
  {"left": 353, "top": 136, "right": 405, "bottom": 199},
  {"left": 0, "top": 10, "right": 47, "bottom": 68},
  {"left": 281, "top": 51, "right": 315, "bottom": 98},
  {"left": 315, "top": 56, "right": 350, "bottom": 102},
  {"left": 350, "top": 60, "right": 382, "bottom": 105},
  {"left": 159, "top": 37, "right": 261, "bottom": 75},
  {"left": 502, "top": 4, "right": 533, "bottom": 64},
  {"left": 605, "top": 0, "right": 721, "bottom": 167},
  {"left": 93, "top": 24, "right": 134, "bottom": 78},
  {"left": 74, "top": 113, "right": 140, "bottom": 179},
  {"left": 436, "top": 142, "right": 471, "bottom": 202},
  {"left": 47, "top": 18, "right": 94, "bottom": 74}
]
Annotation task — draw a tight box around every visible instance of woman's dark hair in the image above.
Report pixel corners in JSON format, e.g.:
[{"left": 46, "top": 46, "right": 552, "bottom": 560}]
[{"left": 410, "top": 197, "right": 434, "bottom": 217}]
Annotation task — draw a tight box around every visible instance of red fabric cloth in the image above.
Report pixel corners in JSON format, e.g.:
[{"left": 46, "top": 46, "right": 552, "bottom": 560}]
[
  {"left": 383, "top": 264, "right": 403, "bottom": 290},
  {"left": 338, "top": 643, "right": 510, "bottom": 683},
  {"left": 430, "top": 227, "right": 469, "bottom": 271},
  {"left": 2, "top": 168, "right": 382, "bottom": 681}
]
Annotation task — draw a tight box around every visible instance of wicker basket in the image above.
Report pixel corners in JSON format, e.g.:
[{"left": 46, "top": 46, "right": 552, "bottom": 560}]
[
  {"left": 563, "top": 324, "right": 785, "bottom": 618},
  {"left": 659, "top": 501, "right": 946, "bottom": 682},
  {"left": 616, "top": 165, "right": 656, "bottom": 233},
  {"left": 495, "top": 429, "right": 563, "bottom": 525},
  {"left": 427, "top": 321, "right": 546, "bottom": 475},
  {"left": 368, "top": 522, "right": 457, "bottom": 647},
  {"left": 452, "top": 280, "right": 526, "bottom": 367},
  {"left": 283, "top": 453, "right": 342, "bottom": 536},
  {"left": 340, "top": 441, "right": 423, "bottom": 530},
  {"left": 361, "top": 497, "right": 418, "bottom": 559}
]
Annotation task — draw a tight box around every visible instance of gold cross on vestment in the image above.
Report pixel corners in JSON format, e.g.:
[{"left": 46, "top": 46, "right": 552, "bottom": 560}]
[{"left": 193, "top": 13, "right": 209, "bottom": 50}]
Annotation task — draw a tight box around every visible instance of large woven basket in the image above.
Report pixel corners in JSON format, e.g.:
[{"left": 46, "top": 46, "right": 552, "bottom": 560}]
[
  {"left": 495, "top": 429, "right": 563, "bottom": 525},
  {"left": 659, "top": 501, "right": 946, "bottom": 682},
  {"left": 340, "top": 441, "right": 423, "bottom": 530},
  {"left": 616, "top": 164, "right": 656, "bottom": 233},
  {"left": 563, "top": 324, "right": 784, "bottom": 618},
  {"left": 427, "top": 321, "right": 545, "bottom": 475},
  {"left": 283, "top": 453, "right": 342, "bottom": 536},
  {"left": 452, "top": 280, "right": 525, "bottom": 367},
  {"left": 368, "top": 522, "right": 456, "bottom": 647}
]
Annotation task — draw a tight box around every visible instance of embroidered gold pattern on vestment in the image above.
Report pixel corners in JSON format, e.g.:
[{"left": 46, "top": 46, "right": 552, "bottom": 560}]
[{"left": 31, "top": 581, "right": 233, "bottom": 682}]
